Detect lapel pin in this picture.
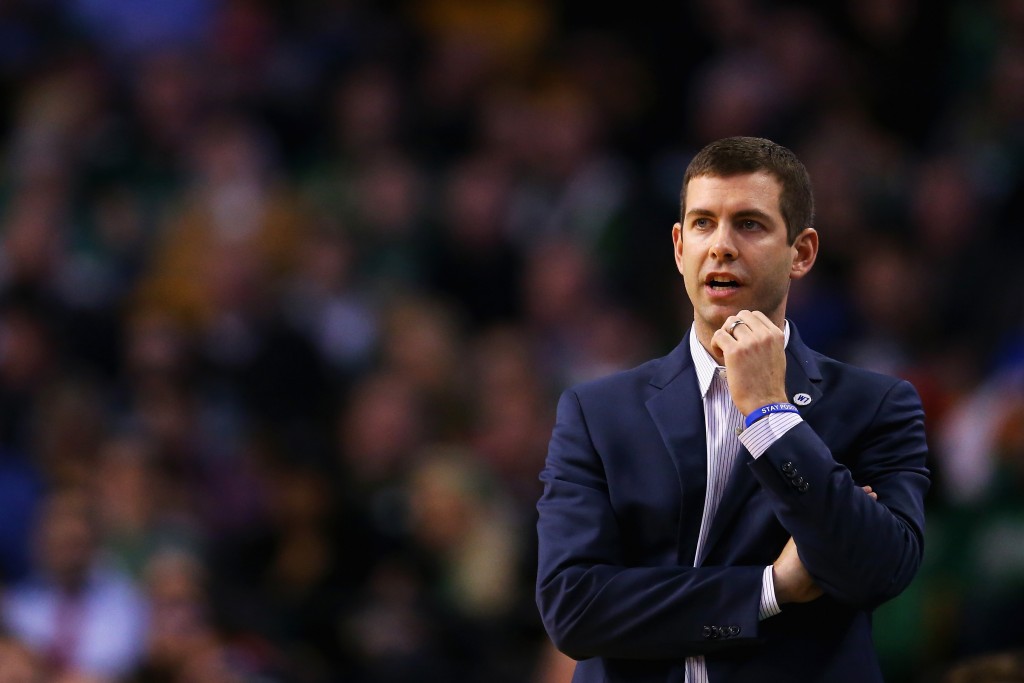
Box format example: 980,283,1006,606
793,393,812,406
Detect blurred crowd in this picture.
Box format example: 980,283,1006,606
0,0,1022,681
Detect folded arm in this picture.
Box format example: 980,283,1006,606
536,390,767,660
748,379,930,609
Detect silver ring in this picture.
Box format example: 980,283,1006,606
728,319,747,334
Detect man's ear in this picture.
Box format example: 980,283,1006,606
672,223,684,275
790,228,818,280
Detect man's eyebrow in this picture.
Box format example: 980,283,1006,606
684,207,775,221
733,208,774,221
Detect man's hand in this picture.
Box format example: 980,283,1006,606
710,310,787,416
772,536,823,604
773,486,877,603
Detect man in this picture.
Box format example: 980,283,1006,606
535,137,929,682
3,487,148,679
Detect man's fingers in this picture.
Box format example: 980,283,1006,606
773,536,823,604
861,485,878,500
748,309,781,332
710,327,737,360
730,310,776,335
720,311,783,345
782,535,797,554
721,314,750,339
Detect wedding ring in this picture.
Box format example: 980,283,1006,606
728,319,747,334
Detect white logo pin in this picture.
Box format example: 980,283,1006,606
793,393,812,406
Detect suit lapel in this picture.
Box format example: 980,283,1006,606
645,340,708,566
696,322,823,566
781,323,823,412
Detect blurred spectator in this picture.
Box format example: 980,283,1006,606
520,236,611,387
338,555,461,683
123,50,207,184
334,370,429,573
337,370,427,495
91,432,198,579
506,85,631,256
937,367,1024,505
346,150,428,288
406,446,523,621
325,62,407,164
133,549,214,679
409,0,552,161
403,445,536,683
943,650,1024,683
2,487,147,679
281,226,379,382
0,290,62,457
427,153,523,329
469,333,553,510
134,546,289,682
378,296,469,438
135,113,304,327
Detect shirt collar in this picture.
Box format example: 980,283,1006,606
689,320,791,398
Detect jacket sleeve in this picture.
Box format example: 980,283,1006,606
748,379,930,609
536,389,766,661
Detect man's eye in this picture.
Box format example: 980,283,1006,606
740,220,762,230
694,218,711,229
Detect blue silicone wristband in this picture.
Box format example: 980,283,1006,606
744,402,800,429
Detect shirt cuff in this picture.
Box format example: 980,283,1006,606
739,412,803,459
759,565,782,620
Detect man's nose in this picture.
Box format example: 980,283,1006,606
709,225,738,261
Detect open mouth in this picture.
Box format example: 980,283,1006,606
706,275,740,290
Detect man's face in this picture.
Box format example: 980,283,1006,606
673,171,816,343
38,493,96,590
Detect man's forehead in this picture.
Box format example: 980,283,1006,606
685,169,780,187
683,171,783,204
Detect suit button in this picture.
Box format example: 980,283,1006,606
797,482,810,492
792,476,805,487
781,461,794,473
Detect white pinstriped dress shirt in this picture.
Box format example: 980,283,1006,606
683,323,802,683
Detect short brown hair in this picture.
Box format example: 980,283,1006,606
681,136,814,244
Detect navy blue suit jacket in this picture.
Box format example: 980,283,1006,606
536,324,929,682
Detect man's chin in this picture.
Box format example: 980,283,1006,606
694,313,736,339
703,305,741,329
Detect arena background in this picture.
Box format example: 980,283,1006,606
0,0,1021,681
